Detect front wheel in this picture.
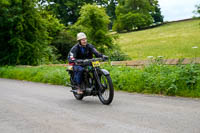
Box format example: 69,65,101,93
98,75,114,105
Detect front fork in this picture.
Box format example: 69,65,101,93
93,69,104,93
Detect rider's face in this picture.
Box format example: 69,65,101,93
80,38,87,46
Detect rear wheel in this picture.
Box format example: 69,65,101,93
98,74,114,105
73,90,84,100
70,75,84,100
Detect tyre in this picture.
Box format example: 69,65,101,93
98,74,114,105
70,76,84,100
73,90,84,100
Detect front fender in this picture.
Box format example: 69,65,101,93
100,69,110,76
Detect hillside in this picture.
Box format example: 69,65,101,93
117,19,200,60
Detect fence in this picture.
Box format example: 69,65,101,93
110,58,200,67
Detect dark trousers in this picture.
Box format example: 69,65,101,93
73,65,84,85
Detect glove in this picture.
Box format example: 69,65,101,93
102,55,108,61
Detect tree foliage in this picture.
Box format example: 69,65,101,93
195,4,200,15
41,0,108,26
0,0,64,65
70,4,129,61
0,0,165,65
72,4,113,53
113,0,163,32
105,0,118,29
51,30,76,61
149,0,163,23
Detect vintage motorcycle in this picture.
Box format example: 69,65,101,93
66,57,114,105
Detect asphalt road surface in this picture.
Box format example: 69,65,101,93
0,78,200,133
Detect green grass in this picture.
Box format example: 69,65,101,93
0,66,69,85
117,19,200,60
1,64,200,98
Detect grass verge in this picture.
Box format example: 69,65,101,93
0,64,200,98
0,66,69,85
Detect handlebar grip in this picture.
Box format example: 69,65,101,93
102,55,109,61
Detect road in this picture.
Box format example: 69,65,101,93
0,78,200,133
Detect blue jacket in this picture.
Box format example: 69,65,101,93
68,43,103,63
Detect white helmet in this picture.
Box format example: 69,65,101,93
77,32,87,41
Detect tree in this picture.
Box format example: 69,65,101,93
72,4,113,53
151,5,163,23
113,0,154,32
0,0,64,65
40,0,119,29
70,4,129,61
41,0,108,26
149,0,163,23
105,0,118,29
194,4,200,15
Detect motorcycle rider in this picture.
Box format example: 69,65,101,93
67,32,107,94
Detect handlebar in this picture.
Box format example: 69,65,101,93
76,58,101,63
74,57,108,65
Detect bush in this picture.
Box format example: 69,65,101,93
51,30,76,62
105,44,131,61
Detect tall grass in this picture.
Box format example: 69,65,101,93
0,66,69,85
117,19,200,60
0,64,200,98
106,64,200,97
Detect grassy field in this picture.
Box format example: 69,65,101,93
117,19,200,60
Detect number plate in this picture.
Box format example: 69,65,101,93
92,61,100,67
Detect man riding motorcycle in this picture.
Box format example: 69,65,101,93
67,32,107,94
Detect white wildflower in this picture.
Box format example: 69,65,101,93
192,46,198,49
157,56,163,58
147,56,154,59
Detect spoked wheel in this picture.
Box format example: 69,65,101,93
98,74,114,105
72,88,84,100
70,78,84,100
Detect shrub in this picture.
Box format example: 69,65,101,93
105,44,131,61
51,30,76,62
